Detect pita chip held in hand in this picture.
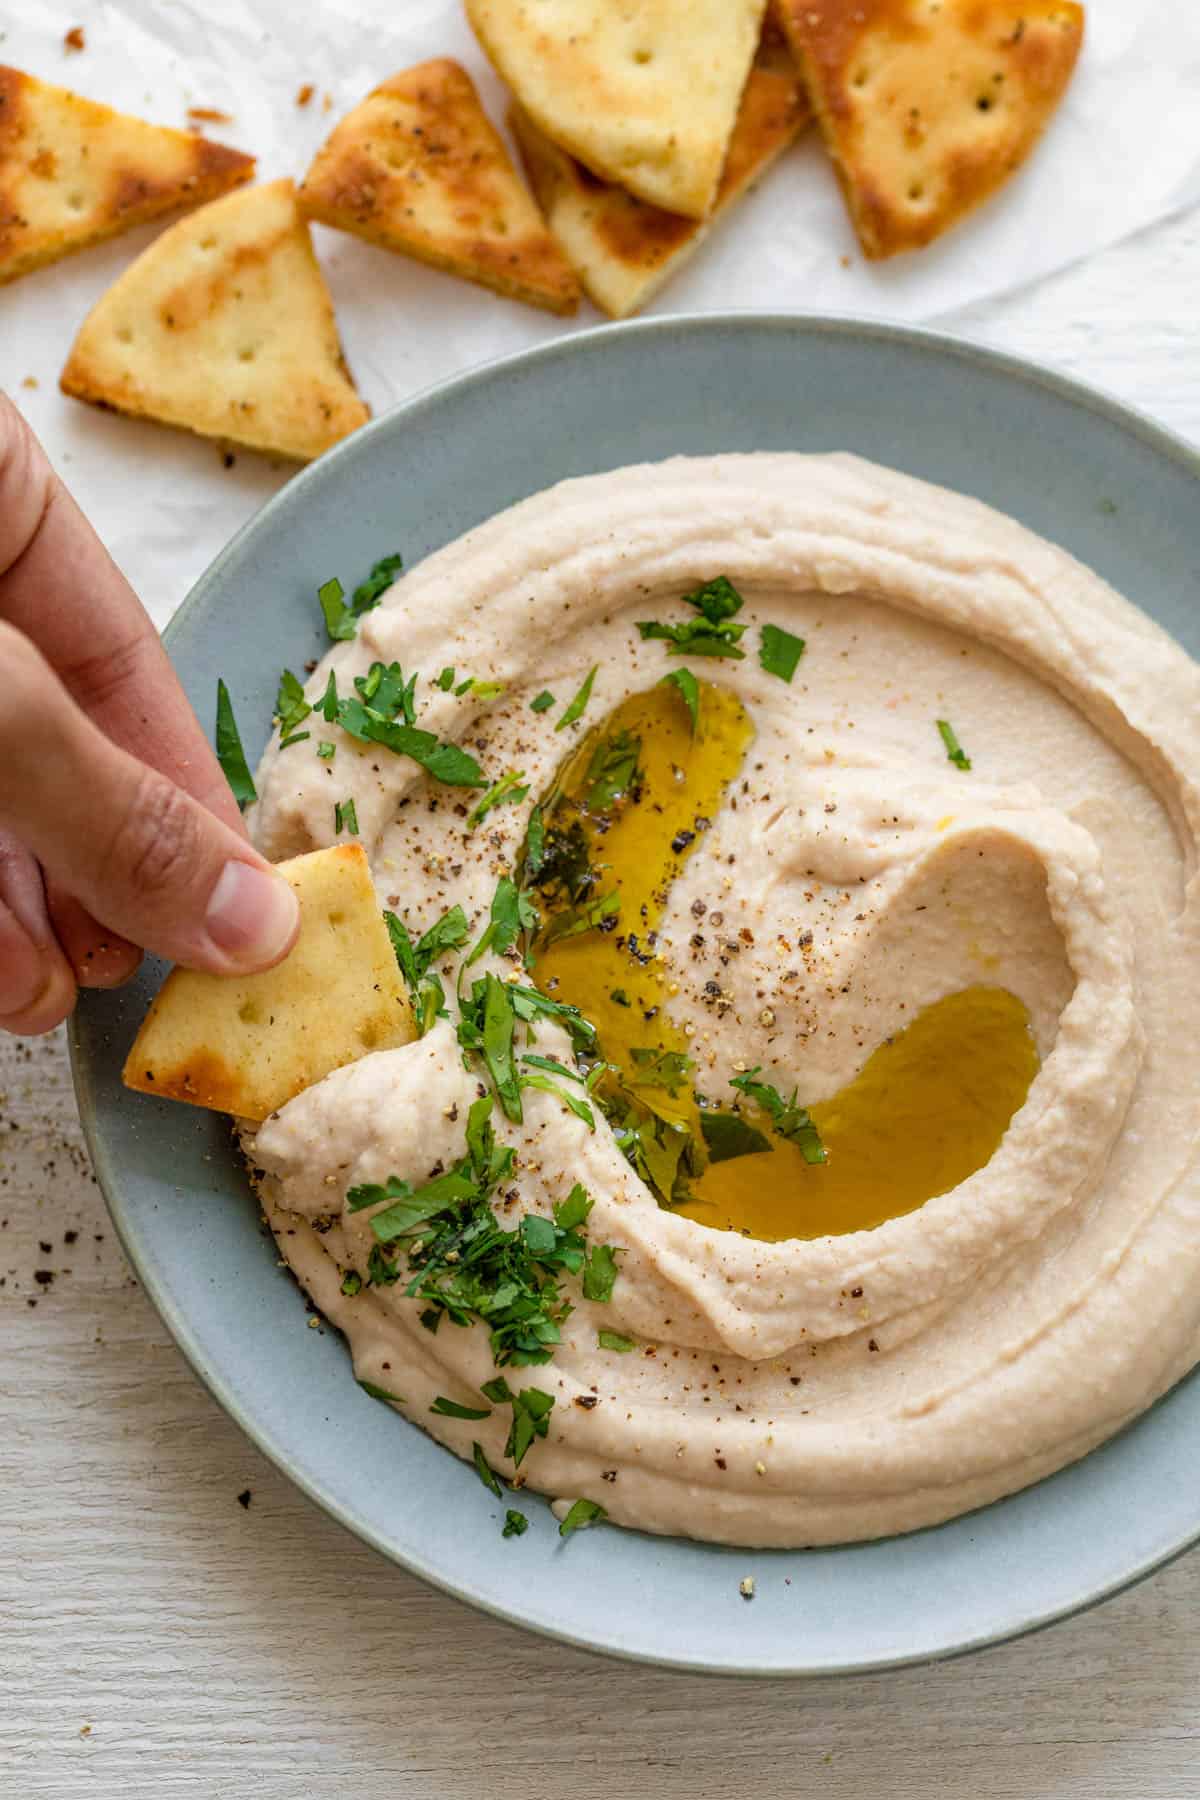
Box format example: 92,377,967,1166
123,845,414,1124
0,63,254,285
511,64,809,319
466,0,768,221
59,177,368,460
300,59,580,315
775,0,1085,259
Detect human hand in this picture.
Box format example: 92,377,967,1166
0,392,299,1035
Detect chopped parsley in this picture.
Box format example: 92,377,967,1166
317,741,336,760
559,1498,607,1537
583,729,642,812
597,1329,637,1352
346,1098,617,1368
340,1270,362,1297
660,667,700,731
275,669,312,737
386,905,466,1036
503,1508,529,1538
334,797,359,836
758,623,806,683
519,1068,596,1131
319,552,403,640
556,666,598,731
324,663,485,788
540,888,620,948
699,1110,771,1163
628,1047,694,1095
729,1068,826,1164
215,679,257,809
581,1242,619,1303
481,1376,556,1467
637,575,747,661
279,729,310,750
466,769,530,832
357,1380,404,1403
937,718,972,771
473,1441,503,1497
430,1396,492,1420
465,875,538,969
435,667,456,691
458,972,524,1120
530,690,556,714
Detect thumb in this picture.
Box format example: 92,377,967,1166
0,623,299,974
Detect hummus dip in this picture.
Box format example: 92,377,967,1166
245,453,1199,1548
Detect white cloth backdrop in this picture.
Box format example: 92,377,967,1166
2,0,1200,620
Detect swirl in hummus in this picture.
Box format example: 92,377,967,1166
244,452,1199,1548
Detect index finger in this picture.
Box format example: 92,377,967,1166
0,393,246,833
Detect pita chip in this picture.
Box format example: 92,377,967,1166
0,63,254,286
123,844,414,1124
466,0,769,220
511,65,809,319
775,0,1084,258
60,178,368,460
300,59,580,316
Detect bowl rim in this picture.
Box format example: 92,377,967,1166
70,309,1200,1677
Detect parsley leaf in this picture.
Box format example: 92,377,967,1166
729,1068,826,1164
503,1508,529,1538
357,1380,404,1403
340,1270,362,1297
559,1498,607,1537
520,1071,596,1131
699,1111,772,1163
530,690,555,714
458,972,523,1120
467,769,530,832
557,666,598,731
628,1047,694,1096
215,679,257,809
319,576,356,642
275,669,312,737
334,797,359,836
333,661,485,788
352,552,403,612
540,889,620,949
660,667,700,731
319,554,402,641
430,1396,492,1420
582,1242,619,1303
598,1329,637,1352
583,729,642,812
637,575,747,661
758,624,806,683
937,718,972,772
473,1441,503,1497
502,1385,555,1468
317,741,336,760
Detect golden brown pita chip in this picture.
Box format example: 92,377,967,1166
299,59,580,316
60,178,368,461
122,844,414,1123
0,63,254,286
511,66,809,319
775,0,1084,258
466,0,768,220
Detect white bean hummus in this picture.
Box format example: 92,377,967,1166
245,453,1200,1547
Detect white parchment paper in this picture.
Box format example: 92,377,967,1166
3,0,1200,627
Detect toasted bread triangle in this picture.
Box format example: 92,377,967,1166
466,0,769,221
123,845,415,1124
299,59,580,316
0,63,254,285
511,64,809,318
775,0,1084,258
59,179,369,461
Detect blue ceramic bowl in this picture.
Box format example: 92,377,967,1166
71,316,1200,1675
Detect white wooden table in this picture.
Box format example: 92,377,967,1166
5,211,1200,1798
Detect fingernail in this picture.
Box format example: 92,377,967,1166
205,861,299,969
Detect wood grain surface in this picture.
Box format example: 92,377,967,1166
4,206,1200,1799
